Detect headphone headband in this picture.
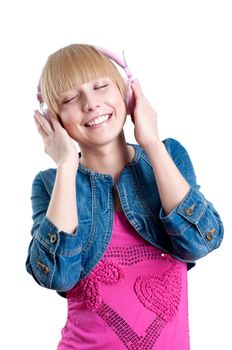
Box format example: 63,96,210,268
95,46,133,80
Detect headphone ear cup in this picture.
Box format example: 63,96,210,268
126,80,135,115
40,102,53,126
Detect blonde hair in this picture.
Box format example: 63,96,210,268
40,44,127,117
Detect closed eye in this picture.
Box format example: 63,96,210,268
63,95,79,104
94,84,108,90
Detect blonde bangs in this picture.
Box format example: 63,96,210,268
40,44,126,116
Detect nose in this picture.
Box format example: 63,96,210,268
82,93,101,112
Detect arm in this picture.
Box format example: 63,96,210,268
159,138,223,260
26,112,82,291
33,111,79,233
143,139,190,215
26,169,82,291
130,80,190,214
47,161,79,234
130,80,224,260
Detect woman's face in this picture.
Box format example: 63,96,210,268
57,77,127,148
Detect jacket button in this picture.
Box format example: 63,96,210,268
206,227,215,241
184,204,195,216
48,233,57,244
37,261,49,274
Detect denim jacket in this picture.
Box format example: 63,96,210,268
26,138,224,297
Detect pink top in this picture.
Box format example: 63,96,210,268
57,211,190,350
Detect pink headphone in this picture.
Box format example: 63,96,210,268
36,46,135,119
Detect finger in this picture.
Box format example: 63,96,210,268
50,116,63,131
34,110,54,135
130,79,144,100
34,115,49,137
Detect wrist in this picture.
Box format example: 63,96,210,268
57,158,79,171
142,139,164,153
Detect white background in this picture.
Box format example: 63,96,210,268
0,1,231,349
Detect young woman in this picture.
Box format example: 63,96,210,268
26,44,223,350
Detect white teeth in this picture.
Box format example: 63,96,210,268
86,114,110,127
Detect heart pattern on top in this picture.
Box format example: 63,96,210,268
134,263,182,322
66,246,185,349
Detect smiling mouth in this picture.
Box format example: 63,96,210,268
85,114,112,127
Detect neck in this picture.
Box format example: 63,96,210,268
79,132,134,181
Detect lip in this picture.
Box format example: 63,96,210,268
84,113,113,127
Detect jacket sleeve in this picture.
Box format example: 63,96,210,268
159,138,224,261
25,171,82,292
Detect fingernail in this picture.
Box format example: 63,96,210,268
132,79,139,84
34,110,41,116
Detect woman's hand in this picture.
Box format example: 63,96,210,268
34,110,79,167
130,80,160,149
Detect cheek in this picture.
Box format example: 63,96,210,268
61,118,81,141
60,110,81,128
111,92,127,115
118,99,127,118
